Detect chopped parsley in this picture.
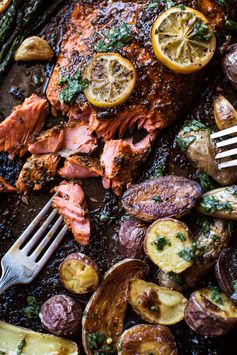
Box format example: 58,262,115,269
99,210,116,223
211,234,220,243
153,163,165,178
210,287,224,305
176,135,196,151
87,332,116,354
217,0,226,5
151,195,163,202
154,236,171,251
226,185,237,196
200,195,233,214
58,70,89,105
197,173,215,192
191,20,213,41
146,0,159,9
95,22,133,52
232,280,237,293
146,0,176,10
182,119,206,134
24,296,40,319
167,271,184,285
163,0,176,9
225,19,237,33
150,304,159,312
176,232,186,242
178,247,194,262
17,338,26,355
195,215,210,236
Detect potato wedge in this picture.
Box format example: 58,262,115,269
128,279,187,325
177,120,237,185
158,218,230,290
117,324,177,355
214,95,237,131
197,186,237,219
184,288,237,336
122,176,202,222
59,253,100,294
82,259,149,354
144,218,193,273
0,320,78,354
118,217,146,258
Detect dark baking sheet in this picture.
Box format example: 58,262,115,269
0,2,237,354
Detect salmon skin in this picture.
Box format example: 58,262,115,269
46,0,225,140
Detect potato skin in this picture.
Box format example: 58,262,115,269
39,295,82,336
122,176,202,222
118,324,178,355
184,291,237,337
222,44,237,89
118,217,146,258
59,252,100,294
214,95,237,131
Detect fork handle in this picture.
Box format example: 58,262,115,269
0,267,19,295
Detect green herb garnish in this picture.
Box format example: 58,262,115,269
87,332,116,354
182,119,206,134
99,211,116,223
17,338,26,355
200,195,233,214
225,19,237,33
24,296,40,319
178,247,194,261
153,163,165,178
152,195,163,202
176,135,196,151
197,173,215,192
146,0,158,9
95,22,133,52
58,70,89,105
211,234,220,243
191,20,213,41
167,271,184,286
176,232,186,242
154,236,171,251
150,304,159,312
226,185,237,196
195,215,210,236
217,0,226,5
211,287,224,305
232,280,237,293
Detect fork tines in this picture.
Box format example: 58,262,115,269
211,125,237,169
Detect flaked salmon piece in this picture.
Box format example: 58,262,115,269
0,176,16,193
101,133,156,196
28,125,64,154
47,0,226,140
28,121,97,156
16,154,60,194
52,181,90,245
58,155,103,179
0,94,48,157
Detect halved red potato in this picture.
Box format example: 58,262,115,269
128,279,187,325
59,253,100,294
117,324,178,355
144,218,193,273
184,288,237,336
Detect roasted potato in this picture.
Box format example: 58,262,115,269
184,288,237,336
0,0,12,14
215,247,237,304
214,95,237,130
197,186,237,220
122,176,202,222
144,218,193,273
128,279,187,325
177,120,237,185
59,253,100,294
118,217,146,258
39,295,82,336
222,44,237,89
117,324,178,355
14,36,54,61
82,259,149,354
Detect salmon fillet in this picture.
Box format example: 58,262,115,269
52,181,90,245
58,155,103,179
0,94,48,157
46,0,225,140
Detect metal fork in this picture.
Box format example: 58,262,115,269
0,193,67,295
211,125,237,169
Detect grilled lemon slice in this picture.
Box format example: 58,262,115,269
83,53,136,107
151,7,216,74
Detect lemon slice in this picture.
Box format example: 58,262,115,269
151,7,216,74
83,53,137,107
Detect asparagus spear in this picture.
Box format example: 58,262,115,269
0,0,22,47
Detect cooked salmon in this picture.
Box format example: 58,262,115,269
28,121,97,157
46,0,225,140
58,155,103,179
52,181,90,245
0,94,48,157
101,133,156,196
0,176,16,193
16,154,60,193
